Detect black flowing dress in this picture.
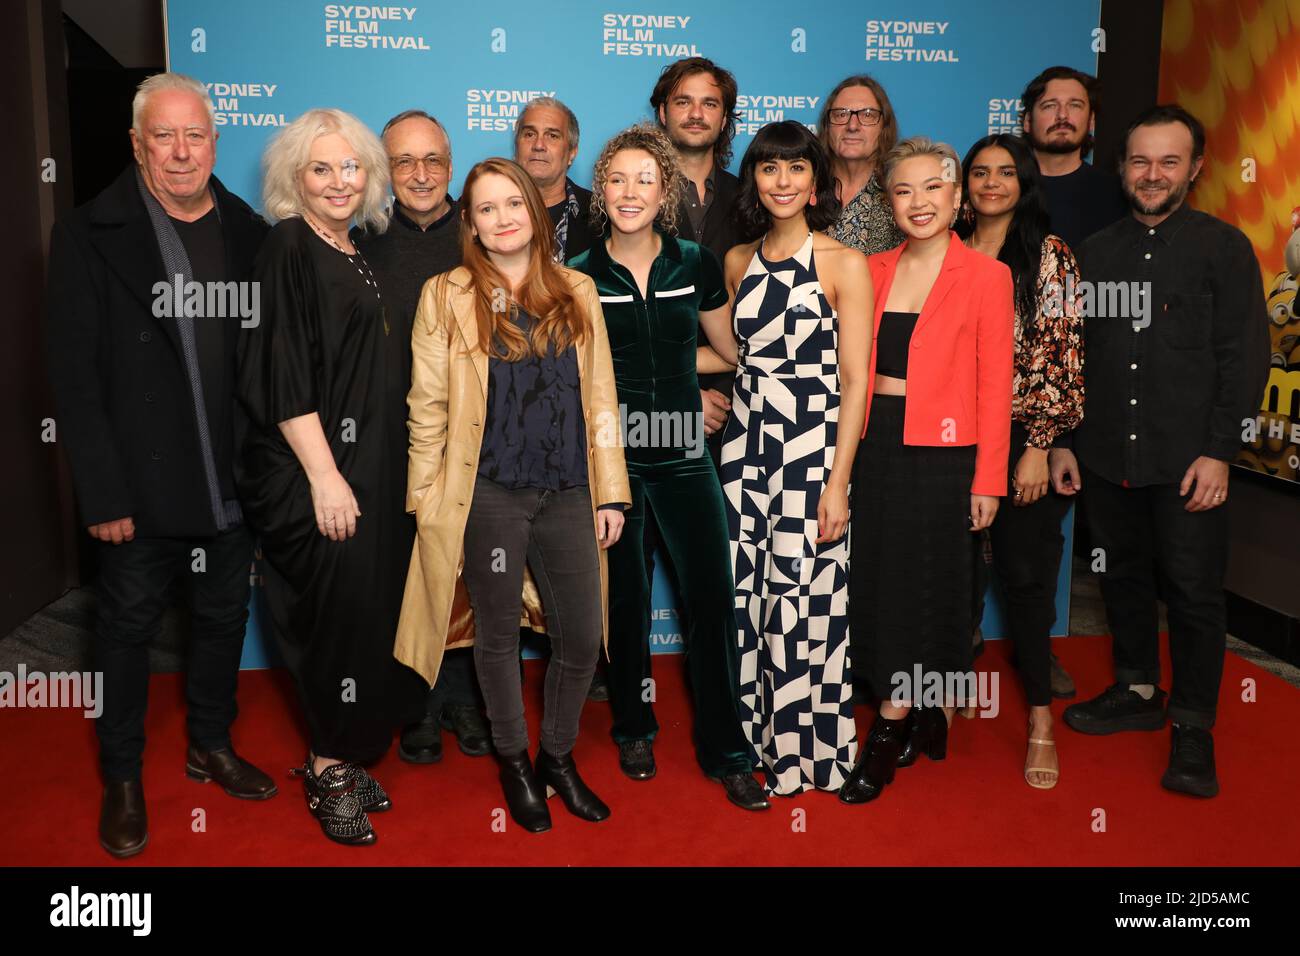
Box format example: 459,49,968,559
236,216,423,763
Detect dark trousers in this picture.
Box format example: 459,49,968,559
461,480,602,757
1080,465,1228,729
606,456,752,777
424,648,479,718
94,525,253,782
988,434,1071,707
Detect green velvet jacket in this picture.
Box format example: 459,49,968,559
567,229,728,464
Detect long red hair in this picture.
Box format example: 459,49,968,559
451,157,588,360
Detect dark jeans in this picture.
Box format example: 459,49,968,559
94,524,253,782
1080,465,1228,729
606,455,752,777
988,436,1071,707
461,479,602,757
425,648,479,718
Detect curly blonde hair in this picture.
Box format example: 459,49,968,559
588,123,685,235
261,108,391,234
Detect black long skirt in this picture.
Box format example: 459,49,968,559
848,395,979,703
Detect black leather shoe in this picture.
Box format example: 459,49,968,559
291,760,375,846
441,703,492,757
185,745,278,799
1050,653,1076,699
99,780,148,858
840,713,906,804
498,751,552,833
709,772,770,811
896,706,948,768
1161,724,1219,798
1064,683,1167,735
618,739,656,780
398,713,444,764
535,748,610,822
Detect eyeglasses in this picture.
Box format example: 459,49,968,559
390,154,447,175
827,107,883,127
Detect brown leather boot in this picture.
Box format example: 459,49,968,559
185,745,278,799
99,779,148,858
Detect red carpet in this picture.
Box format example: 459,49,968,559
2,634,1298,867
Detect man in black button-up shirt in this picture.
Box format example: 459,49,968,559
1059,106,1269,798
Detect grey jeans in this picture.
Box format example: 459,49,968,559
461,479,603,757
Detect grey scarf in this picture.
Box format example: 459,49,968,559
136,169,242,531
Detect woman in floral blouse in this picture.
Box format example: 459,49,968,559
958,133,1084,791
817,75,906,257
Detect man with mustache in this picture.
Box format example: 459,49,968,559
355,109,491,763
1020,66,1127,251
513,96,593,261
1060,105,1269,798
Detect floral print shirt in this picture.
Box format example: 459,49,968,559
828,176,905,256
1015,235,1085,448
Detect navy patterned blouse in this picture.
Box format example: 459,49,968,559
477,308,588,491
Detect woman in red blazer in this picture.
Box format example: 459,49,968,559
840,136,1014,805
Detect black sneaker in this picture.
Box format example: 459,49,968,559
1161,724,1219,798
709,772,770,811
398,713,443,764
617,739,656,780
441,703,492,757
1063,683,1167,735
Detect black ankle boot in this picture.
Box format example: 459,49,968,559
498,751,552,833
896,706,948,767
839,714,907,805
291,759,376,846
535,748,610,822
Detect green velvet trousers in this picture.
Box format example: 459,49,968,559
606,454,754,777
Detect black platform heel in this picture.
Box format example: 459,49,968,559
498,751,552,833
839,714,907,805
535,748,610,822
897,706,948,767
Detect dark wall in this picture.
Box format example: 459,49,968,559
3,0,79,634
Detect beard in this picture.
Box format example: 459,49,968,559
1124,176,1192,217
1028,124,1086,155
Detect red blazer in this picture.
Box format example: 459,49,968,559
863,233,1015,497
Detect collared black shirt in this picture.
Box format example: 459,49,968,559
477,308,588,491
684,170,714,238
1074,202,1270,487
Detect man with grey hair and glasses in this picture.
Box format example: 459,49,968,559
512,96,593,260
355,108,492,763
45,72,276,858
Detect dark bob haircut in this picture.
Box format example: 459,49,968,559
734,121,841,242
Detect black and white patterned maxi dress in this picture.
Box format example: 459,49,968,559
720,233,858,795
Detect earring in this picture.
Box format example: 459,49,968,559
809,194,817,207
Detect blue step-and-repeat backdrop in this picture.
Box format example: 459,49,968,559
162,0,1100,668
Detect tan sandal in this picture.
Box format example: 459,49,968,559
1025,736,1059,790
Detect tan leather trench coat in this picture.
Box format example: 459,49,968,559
393,265,631,687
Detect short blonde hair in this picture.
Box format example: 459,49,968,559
261,108,391,234
132,72,215,133
882,135,962,189
588,123,684,235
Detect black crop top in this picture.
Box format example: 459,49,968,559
876,311,919,379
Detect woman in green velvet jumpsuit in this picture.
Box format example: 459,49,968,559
568,124,769,810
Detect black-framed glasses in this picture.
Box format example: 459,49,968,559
827,107,883,127
390,154,447,175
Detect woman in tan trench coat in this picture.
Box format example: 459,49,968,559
393,158,630,833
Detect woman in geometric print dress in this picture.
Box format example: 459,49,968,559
715,121,874,795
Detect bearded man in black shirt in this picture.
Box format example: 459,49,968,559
1058,105,1270,798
